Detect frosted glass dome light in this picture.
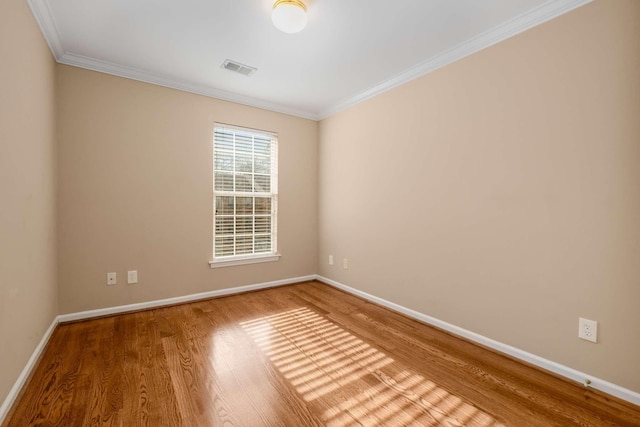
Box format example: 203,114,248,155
272,0,308,34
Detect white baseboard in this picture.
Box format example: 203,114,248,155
0,317,58,424
3,273,637,423
0,275,316,423
58,275,317,323
315,275,640,407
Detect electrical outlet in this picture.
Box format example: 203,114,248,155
578,318,597,343
127,270,138,284
329,255,334,265
343,258,349,269
107,272,116,286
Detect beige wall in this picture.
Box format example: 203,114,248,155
0,0,58,405
318,0,640,392
2,0,638,408
56,65,318,313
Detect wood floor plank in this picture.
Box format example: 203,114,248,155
122,313,146,426
146,309,183,426
3,281,640,426
291,282,639,426
214,293,329,426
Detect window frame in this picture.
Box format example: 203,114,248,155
209,123,280,268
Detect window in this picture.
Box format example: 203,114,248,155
210,124,279,267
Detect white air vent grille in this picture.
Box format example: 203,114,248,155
221,59,257,76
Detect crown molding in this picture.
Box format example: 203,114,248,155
58,52,319,121
26,0,318,120
27,0,64,60
28,0,590,122
317,0,593,120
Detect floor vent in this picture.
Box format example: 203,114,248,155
221,59,257,76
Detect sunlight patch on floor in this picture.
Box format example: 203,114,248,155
241,307,504,426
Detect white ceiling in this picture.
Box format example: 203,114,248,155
29,0,590,120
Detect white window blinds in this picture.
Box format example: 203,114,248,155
213,124,278,260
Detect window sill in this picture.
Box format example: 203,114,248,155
209,253,281,268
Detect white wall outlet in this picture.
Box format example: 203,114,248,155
107,272,116,286
578,318,598,343
343,258,349,269
329,255,334,265
127,270,138,284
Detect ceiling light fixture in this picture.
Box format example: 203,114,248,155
272,0,308,34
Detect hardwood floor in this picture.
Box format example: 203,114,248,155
3,280,640,426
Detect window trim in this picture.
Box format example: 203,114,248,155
210,123,279,266
209,253,281,268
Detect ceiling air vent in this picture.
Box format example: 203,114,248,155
221,59,257,76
